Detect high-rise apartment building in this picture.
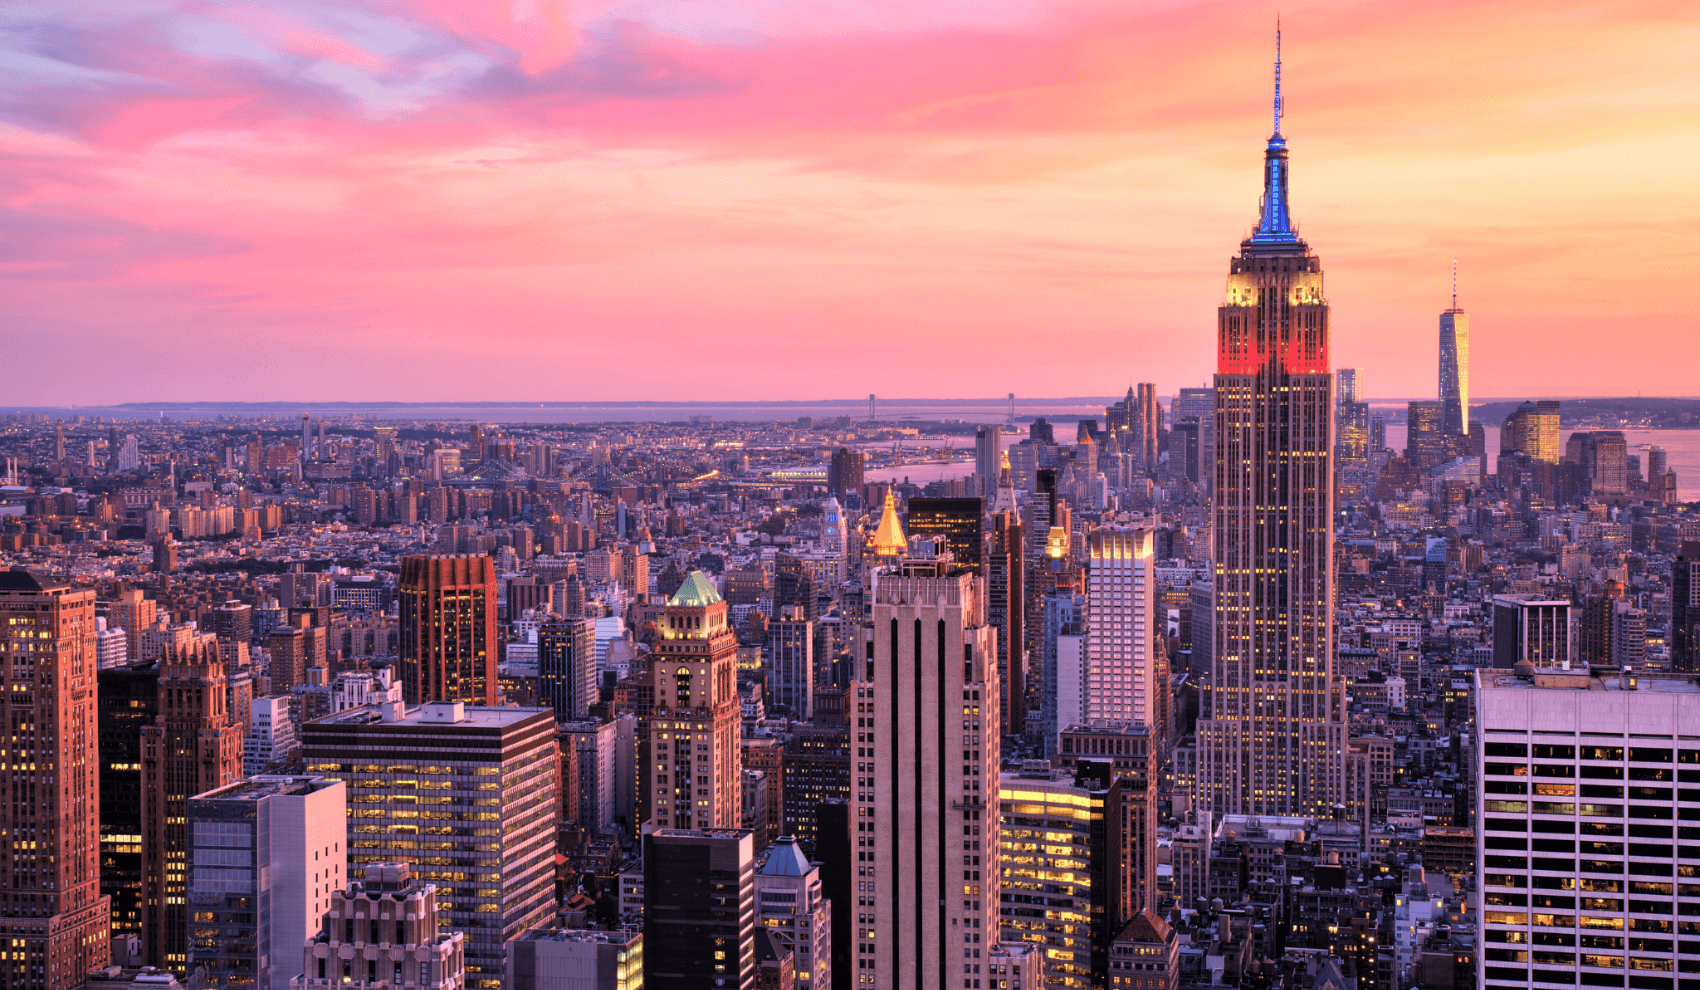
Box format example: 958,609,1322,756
644,828,756,990
110,588,158,659
647,572,744,831
1475,668,1700,990
855,562,1001,990
186,776,346,990
398,555,498,706
1672,543,1700,672
0,570,112,990
142,641,245,972
756,836,831,990
1439,280,1470,437
975,427,1005,504
1566,431,1629,497
538,615,597,723
302,702,559,989
1197,37,1346,819
298,862,467,990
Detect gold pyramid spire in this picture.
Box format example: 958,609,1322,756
869,489,907,556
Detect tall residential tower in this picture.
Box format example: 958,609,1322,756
1196,31,1346,818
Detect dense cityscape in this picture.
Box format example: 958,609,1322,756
5,34,1700,990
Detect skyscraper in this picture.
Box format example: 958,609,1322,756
856,561,1000,990
1438,268,1469,437
1500,400,1562,463
1670,542,1700,672
1076,527,1158,727
644,828,756,990
905,497,984,568
1133,384,1161,475
0,569,112,990
755,836,832,990
1405,400,1445,469
142,640,246,971
975,427,1005,503
398,554,498,706
99,661,159,939
1197,32,1346,819
538,614,597,723
648,571,744,830
186,775,346,990
302,702,560,989
986,510,1025,735
828,447,865,498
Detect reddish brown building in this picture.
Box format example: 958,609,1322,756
0,569,112,990
398,555,498,706
141,640,243,972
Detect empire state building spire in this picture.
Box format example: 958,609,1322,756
1251,23,1299,246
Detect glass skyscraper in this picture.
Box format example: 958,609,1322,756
1440,281,1470,437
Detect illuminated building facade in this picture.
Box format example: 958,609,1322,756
647,571,744,831
0,570,112,990
856,562,1001,990
1439,275,1470,437
1197,32,1346,818
398,555,498,707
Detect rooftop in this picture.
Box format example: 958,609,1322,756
667,570,721,608
1478,669,1700,694
307,701,553,729
191,774,339,803
514,927,641,945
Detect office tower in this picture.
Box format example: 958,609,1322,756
1072,528,1158,727
648,572,744,830
143,641,245,972
300,413,312,461
244,695,299,776
829,448,866,498
975,427,1005,503
301,863,467,990
1475,667,1700,990
644,828,756,990
1438,277,1469,437
1501,400,1562,463
504,928,637,990
776,554,819,622
998,761,1126,990
303,702,559,988
1336,368,1361,404
756,837,831,990
1055,725,1159,917
621,545,648,595
1670,543,1700,672
1566,431,1629,496
986,511,1025,735
398,554,498,706
1197,34,1346,819
782,724,850,857
187,776,346,990
1170,387,1215,494
767,607,816,721
0,570,112,989
1490,595,1573,670
855,562,1001,990
100,661,160,938
1405,400,1445,469
905,498,985,568
539,615,596,723
1132,385,1161,475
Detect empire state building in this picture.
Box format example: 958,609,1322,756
1196,31,1346,817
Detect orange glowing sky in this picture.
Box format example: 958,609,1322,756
4,0,1696,405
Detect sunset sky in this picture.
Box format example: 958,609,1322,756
4,0,1696,406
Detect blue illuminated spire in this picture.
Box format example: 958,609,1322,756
1249,21,1300,246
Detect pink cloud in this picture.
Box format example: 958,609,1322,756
0,0,1695,404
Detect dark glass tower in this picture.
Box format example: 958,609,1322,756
1197,30,1345,817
